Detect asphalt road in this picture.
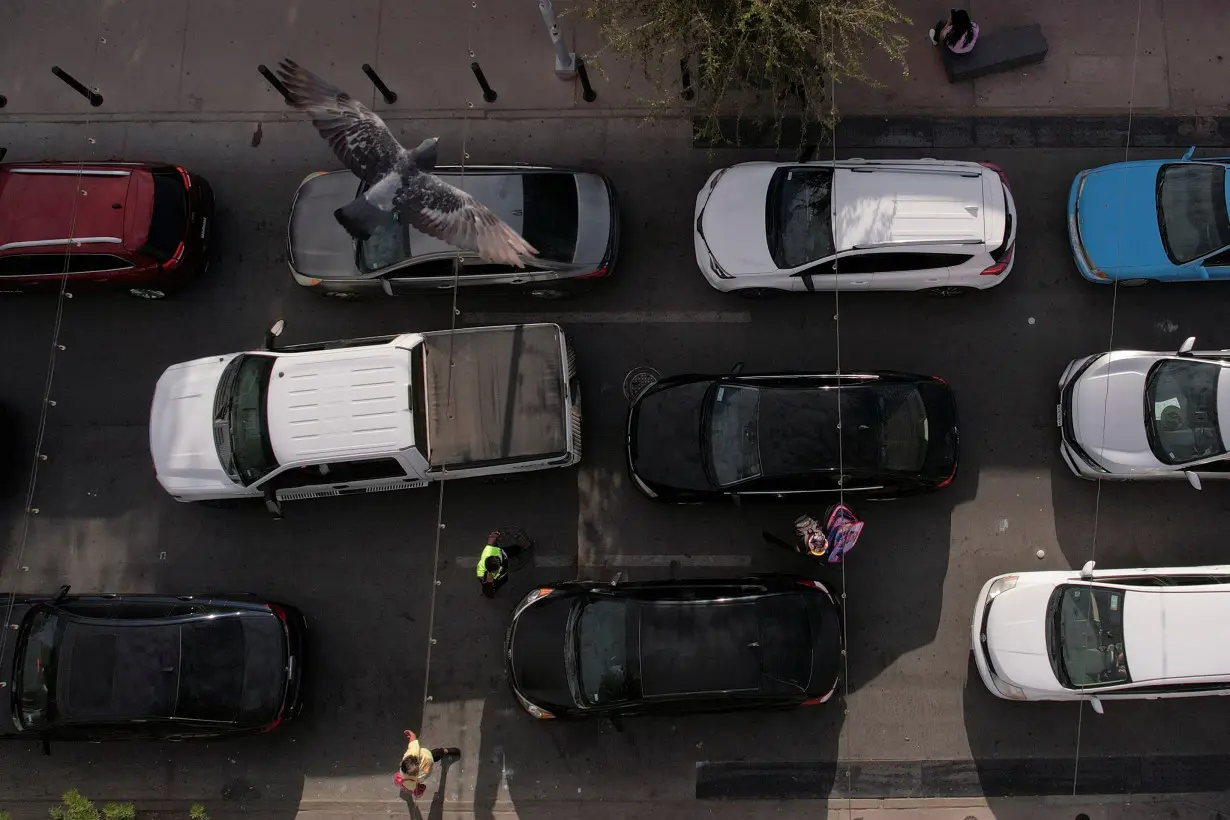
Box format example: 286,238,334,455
3,118,1230,816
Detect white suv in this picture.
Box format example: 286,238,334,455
694,159,1016,297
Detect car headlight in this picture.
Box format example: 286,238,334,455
986,575,1018,602
514,688,555,719
708,251,734,280
994,679,1027,700
512,587,554,621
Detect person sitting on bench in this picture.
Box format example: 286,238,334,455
930,9,979,54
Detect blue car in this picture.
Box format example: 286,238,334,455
1068,147,1230,284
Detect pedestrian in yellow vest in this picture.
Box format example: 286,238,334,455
477,530,509,598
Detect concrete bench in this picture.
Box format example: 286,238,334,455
942,24,1049,82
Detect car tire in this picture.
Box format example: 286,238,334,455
321,290,364,301
128,287,168,299
1118,278,1153,287
527,287,574,300
923,286,976,297
198,499,247,509
736,288,784,299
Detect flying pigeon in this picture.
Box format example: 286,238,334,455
275,59,537,267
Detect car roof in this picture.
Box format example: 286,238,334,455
0,163,154,254
834,165,990,251
264,339,419,464
639,598,763,696
408,171,527,258
757,383,884,475
1124,587,1230,681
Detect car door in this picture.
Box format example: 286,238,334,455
381,258,462,295
457,261,560,293
64,253,140,286
256,457,423,501
0,253,76,291
789,258,837,292
1199,246,1230,280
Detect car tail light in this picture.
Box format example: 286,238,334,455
981,243,1013,275
932,376,948,385
261,706,285,733
979,162,1011,190
176,166,192,190
936,473,956,489
576,264,609,280
797,578,836,604
800,696,826,706
268,603,290,623
162,241,186,270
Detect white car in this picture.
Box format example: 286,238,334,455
1057,336,1230,486
693,158,1017,297
973,562,1230,711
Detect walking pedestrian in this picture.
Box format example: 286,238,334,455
393,729,460,799
476,527,531,598
929,9,980,54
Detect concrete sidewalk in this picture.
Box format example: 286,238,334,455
1,0,1227,121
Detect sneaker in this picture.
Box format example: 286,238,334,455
928,28,938,45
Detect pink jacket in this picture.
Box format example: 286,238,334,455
941,21,979,54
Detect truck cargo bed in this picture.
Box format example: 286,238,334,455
421,324,568,469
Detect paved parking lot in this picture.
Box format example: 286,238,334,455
3,116,1230,817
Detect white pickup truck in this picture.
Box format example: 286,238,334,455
149,321,581,512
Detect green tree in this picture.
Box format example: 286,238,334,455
575,0,911,146
189,804,209,820
47,790,135,820
2,809,12,820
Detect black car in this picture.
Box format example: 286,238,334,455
287,166,619,300
626,369,959,502
1,588,306,745
505,575,842,721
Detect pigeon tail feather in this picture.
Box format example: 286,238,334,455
334,196,391,241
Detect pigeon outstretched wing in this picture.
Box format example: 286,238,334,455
398,174,538,267
276,59,405,183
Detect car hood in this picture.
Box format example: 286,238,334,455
1071,351,1160,471
700,164,778,275
631,382,713,492
1076,163,1171,271
149,354,238,493
288,171,360,279
985,581,1064,694
510,595,574,710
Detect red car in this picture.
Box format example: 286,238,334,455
0,161,213,299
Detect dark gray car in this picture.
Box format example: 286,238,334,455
287,165,618,299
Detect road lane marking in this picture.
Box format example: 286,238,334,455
461,311,752,324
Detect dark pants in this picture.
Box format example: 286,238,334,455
429,747,458,761
480,571,509,598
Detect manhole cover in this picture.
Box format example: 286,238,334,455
622,366,661,402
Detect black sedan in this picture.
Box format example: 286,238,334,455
505,575,842,721
1,588,306,745
626,369,959,502
288,165,618,300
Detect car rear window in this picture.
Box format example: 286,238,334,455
520,173,578,263
177,618,245,722
755,594,811,690
239,615,287,721
142,167,189,262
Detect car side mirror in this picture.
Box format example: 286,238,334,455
607,714,626,733
730,362,744,376
263,488,284,519
1088,695,1104,715
1186,471,1203,491
1080,560,1095,580
1182,146,1196,161
1178,336,1196,355
264,319,285,351
40,735,51,756
51,584,71,603
610,572,623,586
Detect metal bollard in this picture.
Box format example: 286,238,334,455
0,95,7,109
538,0,577,78
577,60,597,103
680,57,695,101
258,65,294,104
51,67,103,107
471,62,498,103
362,63,397,104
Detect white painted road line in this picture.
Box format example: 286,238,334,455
458,554,752,569
461,311,752,324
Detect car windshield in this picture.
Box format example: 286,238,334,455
574,598,631,706
705,384,762,486
214,355,279,485
1050,585,1130,688
1157,163,1230,264
358,214,410,272
1143,359,1225,465
18,608,63,728
767,167,835,269
877,384,929,472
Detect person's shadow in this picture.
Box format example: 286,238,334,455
402,757,456,820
